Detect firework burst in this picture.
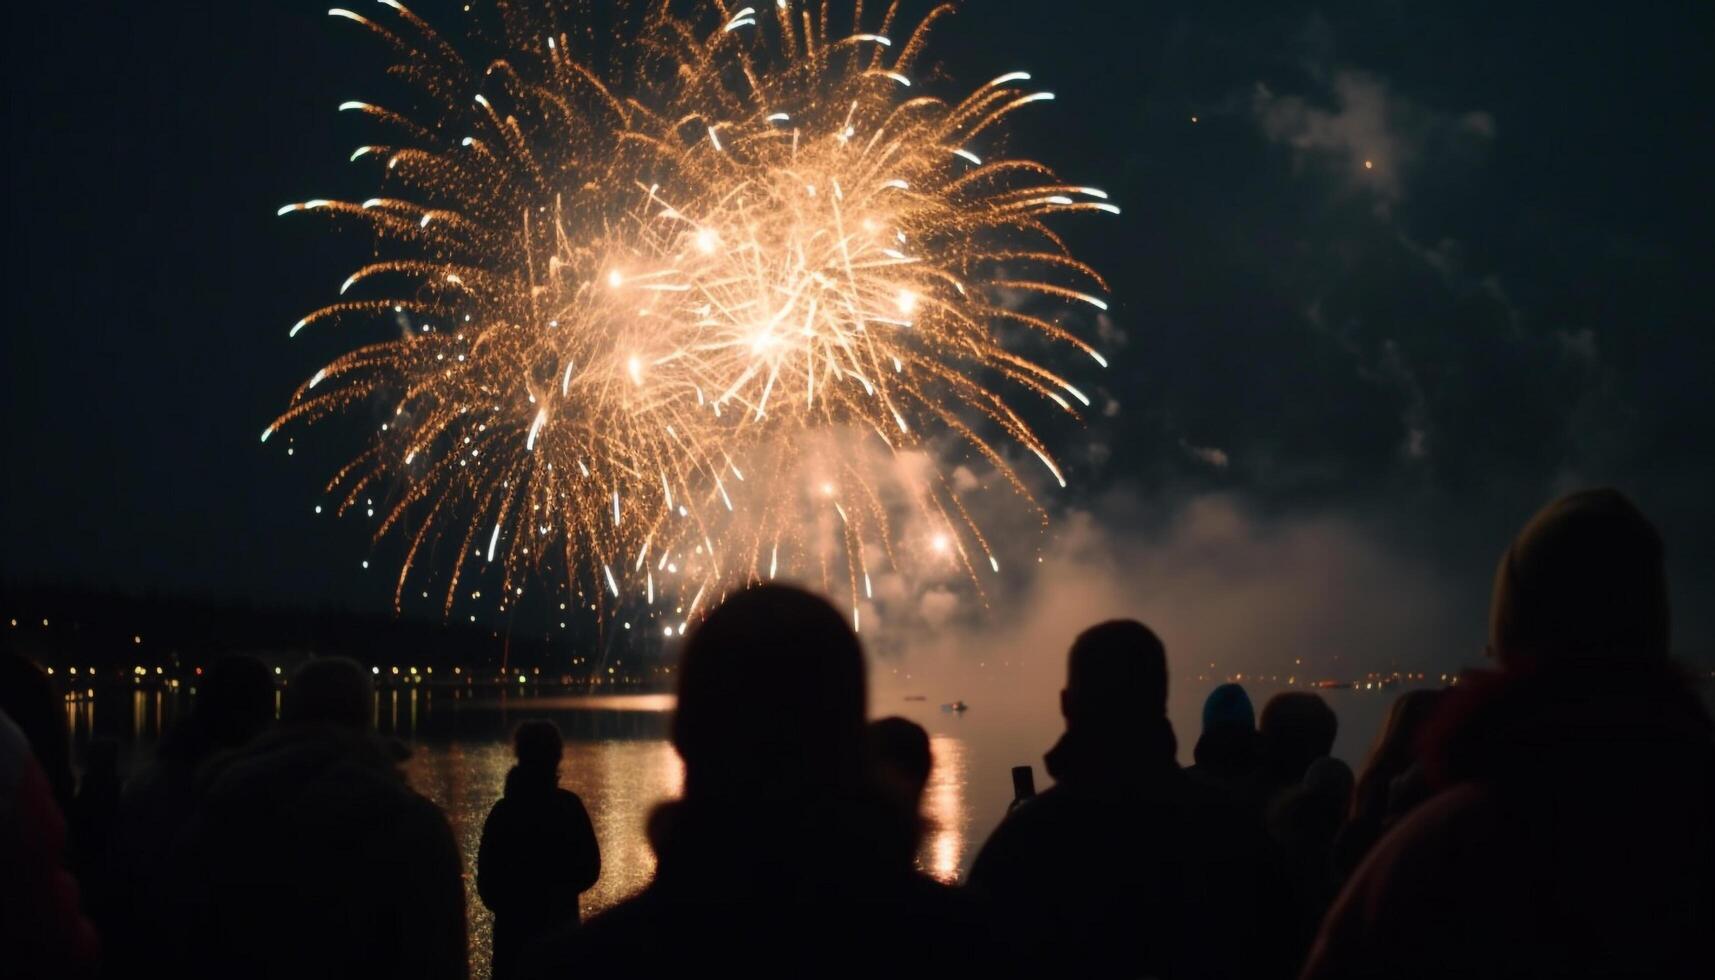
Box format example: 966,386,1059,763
267,0,1116,629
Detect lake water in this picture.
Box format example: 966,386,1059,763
67,678,1408,979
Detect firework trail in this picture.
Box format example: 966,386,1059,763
267,0,1116,630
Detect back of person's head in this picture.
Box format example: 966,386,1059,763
1489,487,1669,668
1269,755,1356,840
281,657,370,730
1202,682,1256,734
866,716,932,807
1302,755,1354,803
1352,688,1444,819
1260,692,1337,776
1062,620,1168,731
672,584,866,801
513,719,564,770
199,655,276,749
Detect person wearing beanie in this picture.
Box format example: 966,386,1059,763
1303,489,1715,979
1187,683,1269,816
1204,682,1258,731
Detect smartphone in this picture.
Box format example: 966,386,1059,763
1010,765,1036,803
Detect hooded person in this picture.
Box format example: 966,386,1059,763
534,584,1002,976
1330,687,1445,882
165,657,467,980
1265,755,1353,960
1187,682,1267,814
1303,488,1715,980
967,621,1295,979
477,720,600,980
108,654,275,971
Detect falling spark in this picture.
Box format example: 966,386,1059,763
268,1,1115,617
526,408,547,451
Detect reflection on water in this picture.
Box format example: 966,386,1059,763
921,736,968,884
58,677,1482,980
401,736,684,978
61,685,1003,979
386,697,964,979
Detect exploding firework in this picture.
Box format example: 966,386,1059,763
266,0,1116,629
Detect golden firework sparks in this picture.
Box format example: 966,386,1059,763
269,0,1115,626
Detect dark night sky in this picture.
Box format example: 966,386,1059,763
5,1,1712,664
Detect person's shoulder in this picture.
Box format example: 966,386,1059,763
1338,781,1501,909
521,887,664,977
565,886,676,967
1147,766,1249,829
1002,783,1078,826
584,883,668,930
1372,782,1498,854
395,778,453,830
1305,782,1513,979
551,786,590,809
967,785,1080,886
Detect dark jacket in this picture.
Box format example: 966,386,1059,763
167,723,468,980
1188,724,1270,820
536,789,1005,977
477,767,599,979
968,720,1296,979
1303,664,1715,980
0,711,99,979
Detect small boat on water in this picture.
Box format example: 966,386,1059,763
940,700,969,713
903,695,927,702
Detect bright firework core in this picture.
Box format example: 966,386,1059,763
270,1,1116,628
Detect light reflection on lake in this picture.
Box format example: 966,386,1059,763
401,734,684,977
388,693,966,979
65,679,1434,980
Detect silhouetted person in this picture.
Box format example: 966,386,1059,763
1188,682,1266,812
1330,688,1444,881
478,720,599,980
1266,755,1353,960
1304,489,1715,980
866,715,933,815
67,738,121,936
1257,691,1337,807
168,657,467,980
72,739,121,842
537,584,1001,976
967,620,1294,978
0,652,75,809
109,654,275,973
1,706,100,979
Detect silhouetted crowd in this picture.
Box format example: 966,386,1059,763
3,488,1711,978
